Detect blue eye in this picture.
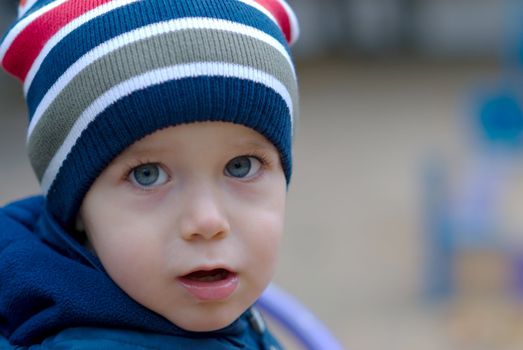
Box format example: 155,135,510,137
129,163,168,188
225,156,261,178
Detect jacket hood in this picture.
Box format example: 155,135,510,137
0,196,252,347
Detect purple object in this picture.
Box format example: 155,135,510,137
511,252,523,298
257,284,345,350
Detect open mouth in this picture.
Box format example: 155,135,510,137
178,268,239,301
182,268,232,282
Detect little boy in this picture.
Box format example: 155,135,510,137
0,0,299,348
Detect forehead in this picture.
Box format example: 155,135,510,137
118,122,276,158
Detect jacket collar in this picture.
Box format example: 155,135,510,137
1,196,249,346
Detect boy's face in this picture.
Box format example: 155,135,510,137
79,122,286,332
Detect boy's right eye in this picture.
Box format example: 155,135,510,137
224,156,262,179
129,163,168,188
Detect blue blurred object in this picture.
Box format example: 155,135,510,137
473,0,523,148
477,90,523,146
422,0,523,303
502,0,523,69
516,1,523,68
422,156,454,301
257,284,345,350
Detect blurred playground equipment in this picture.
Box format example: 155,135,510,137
423,1,523,348
258,284,344,350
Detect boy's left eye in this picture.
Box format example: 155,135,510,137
129,163,168,188
224,156,262,179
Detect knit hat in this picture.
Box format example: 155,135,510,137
0,0,299,227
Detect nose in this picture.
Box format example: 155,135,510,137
179,186,230,241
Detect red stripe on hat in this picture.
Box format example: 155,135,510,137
2,0,112,82
253,0,291,44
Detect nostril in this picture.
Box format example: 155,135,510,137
185,228,227,241
213,230,227,240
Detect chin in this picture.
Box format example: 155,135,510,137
170,306,244,332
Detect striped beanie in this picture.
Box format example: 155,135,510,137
0,0,299,227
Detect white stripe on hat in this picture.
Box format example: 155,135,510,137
27,16,295,140
23,0,141,95
0,0,69,62
237,0,279,28
238,0,299,45
40,62,293,193
18,0,44,18
277,0,300,45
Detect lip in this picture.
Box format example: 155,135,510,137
177,267,239,301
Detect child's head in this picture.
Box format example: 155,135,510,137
1,0,298,331
79,122,287,331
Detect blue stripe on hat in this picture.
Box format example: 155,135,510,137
26,0,289,116
46,76,292,226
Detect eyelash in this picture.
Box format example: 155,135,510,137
121,151,274,182
242,151,273,171
248,151,270,163
123,159,165,181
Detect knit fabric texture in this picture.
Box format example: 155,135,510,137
0,0,299,227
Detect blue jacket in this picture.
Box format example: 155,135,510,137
0,196,281,349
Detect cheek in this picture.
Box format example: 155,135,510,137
242,207,285,277
91,228,166,304
82,206,164,284
242,185,286,262
90,225,158,278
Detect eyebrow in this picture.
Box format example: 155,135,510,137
119,136,275,160
229,139,274,151
116,143,172,161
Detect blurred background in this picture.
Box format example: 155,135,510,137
2,0,523,349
